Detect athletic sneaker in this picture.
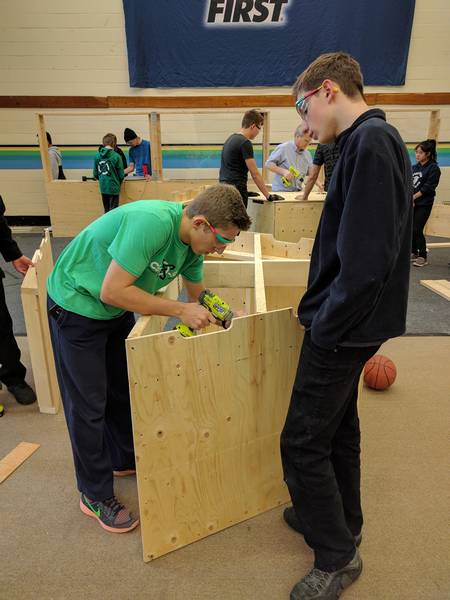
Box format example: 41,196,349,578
113,469,136,477
410,253,418,261
283,507,362,547
413,257,428,267
80,493,139,533
290,550,362,600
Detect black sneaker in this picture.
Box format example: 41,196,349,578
290,550,362,600
80,493,139,533
7,382,37,405
283,507,362,547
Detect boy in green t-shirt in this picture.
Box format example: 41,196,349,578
47,184,251,534
93,133,125,213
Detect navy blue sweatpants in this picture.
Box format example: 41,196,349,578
47,296,135,501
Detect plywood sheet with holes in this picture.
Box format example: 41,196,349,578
247,193,324,242
126,309,302,561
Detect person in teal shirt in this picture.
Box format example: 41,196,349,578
47,184,251,534
93,133,125,213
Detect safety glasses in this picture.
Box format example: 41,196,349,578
203,217,236,245
295,84,323,118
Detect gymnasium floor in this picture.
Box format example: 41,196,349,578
1,336,448,600
0,236,449,600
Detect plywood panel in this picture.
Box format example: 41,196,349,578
21,229,60,414
425,204,450,238
126,309,302,561
46,179,216,237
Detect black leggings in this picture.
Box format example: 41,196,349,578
412,205,433,259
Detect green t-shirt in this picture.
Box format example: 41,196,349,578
47,200,204,320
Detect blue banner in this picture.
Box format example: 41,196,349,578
123,0,415,88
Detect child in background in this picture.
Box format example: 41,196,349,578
94,134,125,213
411,139,441,267
123,128,152,178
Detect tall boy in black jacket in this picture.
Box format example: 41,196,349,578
280,53,413,600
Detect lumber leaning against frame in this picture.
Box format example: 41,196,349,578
126,231,310,561
20,229,60,414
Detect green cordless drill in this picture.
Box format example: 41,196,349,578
176,289,234,337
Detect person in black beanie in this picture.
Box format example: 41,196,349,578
123,128,152,179
0,196,36,406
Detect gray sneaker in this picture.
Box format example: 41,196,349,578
290,550,362,600
413,257,428,267
410,253,418,261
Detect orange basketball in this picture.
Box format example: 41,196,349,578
364,354,397,390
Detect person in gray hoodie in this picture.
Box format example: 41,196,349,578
46,131,65,180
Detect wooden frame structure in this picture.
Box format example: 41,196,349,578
20,229,61,414
36,110,272,236
37,109,272,182
21,229,311,559
126,231,311,561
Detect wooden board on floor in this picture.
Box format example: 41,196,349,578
420,280,450,301
0,442,40,484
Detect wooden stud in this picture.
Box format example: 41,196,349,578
427,110,440,141
253,234,267,313
0,442,40,484
36,114,52,183
149,112,163,181
261,110,271,182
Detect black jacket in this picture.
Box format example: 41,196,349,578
412,160,441,207
299,109,413,349
0,196,22,278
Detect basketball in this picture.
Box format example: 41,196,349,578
364,354,397,390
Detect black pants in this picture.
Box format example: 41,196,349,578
281,331,379,572
220,181,248,208
0,276,26,386
412,204,433,259
101,194,119,213
47,296,135,501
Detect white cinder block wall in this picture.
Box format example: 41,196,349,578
0,0,448,215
